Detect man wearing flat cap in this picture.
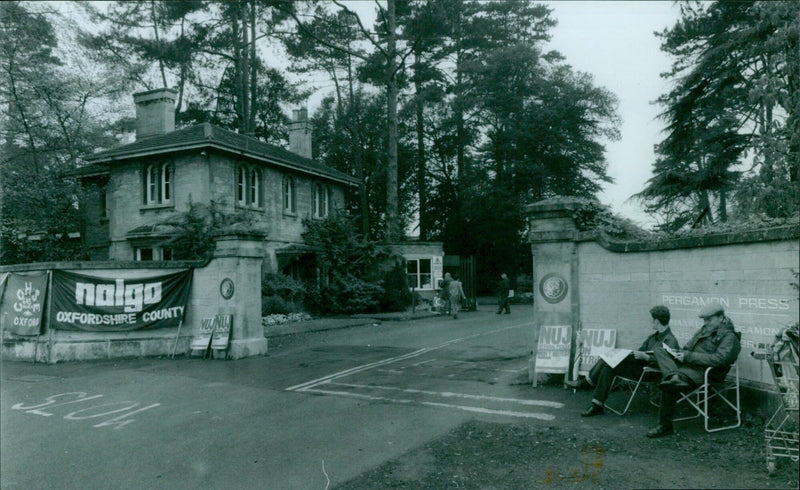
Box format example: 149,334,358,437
646,303,741,438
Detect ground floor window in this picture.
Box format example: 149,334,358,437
407,258,432,289
135,246,173,261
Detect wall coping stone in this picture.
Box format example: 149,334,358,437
0,260,206,273
578,224,799,252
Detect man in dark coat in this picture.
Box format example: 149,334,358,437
496,273,511,314
568,305,680,417
646,304,741,438
438,273,452,316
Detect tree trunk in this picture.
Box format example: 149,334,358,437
239,0,250,134
414,50,428,240
385,0,399,241
248,0,257,134
348,57,369,240
231,10,244,131
150,1,168,88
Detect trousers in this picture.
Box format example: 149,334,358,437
588,356,649,404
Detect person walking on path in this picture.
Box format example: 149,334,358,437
448,274,467,319
646,304,741,438
496,273,511,314
438,273,452,316
567,305,680,417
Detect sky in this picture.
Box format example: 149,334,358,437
541,1,681,226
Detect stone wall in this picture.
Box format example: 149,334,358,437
1,234,268,362
577,238,798,386
528,198,799,392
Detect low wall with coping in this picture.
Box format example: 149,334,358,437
1,234,268,362
528,198,799,413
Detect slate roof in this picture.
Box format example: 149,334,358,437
75,122,359,186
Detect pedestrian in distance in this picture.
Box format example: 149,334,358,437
438,272,452,316
566,305,680,417
448,274,467,319
496,272,511,314
646,304,741,438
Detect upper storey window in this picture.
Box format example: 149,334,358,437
312,183,330,218
283,175,296,214
143,161,173,206
236,163,263,208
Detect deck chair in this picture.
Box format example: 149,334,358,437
604,366,662,415
673,364,741,432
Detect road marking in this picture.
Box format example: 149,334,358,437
302,388,556,421
411,358,436,367
11,392,159,429
287,323,529,392
328,382,564,408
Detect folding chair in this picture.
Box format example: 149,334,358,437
604,366,662,415
673,364,741,432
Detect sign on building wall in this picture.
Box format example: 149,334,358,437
535,325,572,373
577,329,617,375
432,256,443,288
658,292,798,383
0,272,48,336
50,270,192,331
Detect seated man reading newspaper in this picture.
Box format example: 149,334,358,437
646,304,741,438
567,305,680,417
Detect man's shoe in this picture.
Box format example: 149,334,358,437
646,425,674,438
565,378,590,390
659,374,691,392
580,403,604,417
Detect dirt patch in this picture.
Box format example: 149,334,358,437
338,419,798,489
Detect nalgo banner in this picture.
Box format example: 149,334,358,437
51,270,192,331
0,271,49,336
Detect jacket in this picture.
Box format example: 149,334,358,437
683,318,741,381
639,327,680,353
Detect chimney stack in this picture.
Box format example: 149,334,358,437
289,108,312,159
133,88,177,140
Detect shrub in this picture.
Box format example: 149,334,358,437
305,275,385,315
301,213,409,315
262,273,305,308
262,295,292,315
379,260,413,312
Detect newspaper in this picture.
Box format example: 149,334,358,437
599,348,632,369
662,342,681,358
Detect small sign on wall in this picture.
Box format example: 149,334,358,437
534,325,572,379
577,329,617,376
191,317,216,352
211,314,232,350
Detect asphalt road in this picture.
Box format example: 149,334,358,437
1,305,564,490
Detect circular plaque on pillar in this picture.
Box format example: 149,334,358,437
220,278,235,299
539,273,568,304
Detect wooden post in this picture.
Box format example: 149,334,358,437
170,319,183,359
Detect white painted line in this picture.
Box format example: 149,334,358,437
302,388,556,421
286,347,431,392
411,358,436,367
287,323,530,392
328,382,564,408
